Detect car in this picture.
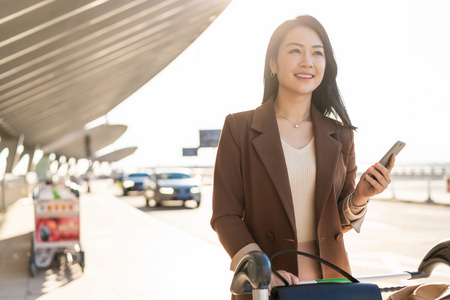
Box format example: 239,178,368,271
121,173,153,196
148,168,201,207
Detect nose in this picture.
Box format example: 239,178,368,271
300,53,313,68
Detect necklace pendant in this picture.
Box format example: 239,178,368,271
294,124,299,128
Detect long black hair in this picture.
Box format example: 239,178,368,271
262,15,356,130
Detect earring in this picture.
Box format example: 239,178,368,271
271,72,276,77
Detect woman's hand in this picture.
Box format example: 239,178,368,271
269,270,299,291
353,155,396,205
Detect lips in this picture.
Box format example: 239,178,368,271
294,73,314,79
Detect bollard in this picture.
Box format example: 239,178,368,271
391,178,396,200
447,178,450,193
425,175,434,203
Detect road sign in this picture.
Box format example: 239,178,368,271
199,130,221,148
182,148,198,156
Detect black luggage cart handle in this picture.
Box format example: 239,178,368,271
230,239,450,298
230,251,271,299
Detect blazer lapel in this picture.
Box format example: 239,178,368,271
251,99,296,232
311,105,342,224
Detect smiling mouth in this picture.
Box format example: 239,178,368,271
294,74,314,79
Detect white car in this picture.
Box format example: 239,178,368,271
148,169,201,207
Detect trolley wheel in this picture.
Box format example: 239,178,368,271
29,252,37,277
80,250,85,272
56,253,66,268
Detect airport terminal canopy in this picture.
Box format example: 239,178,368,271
0,0,231,165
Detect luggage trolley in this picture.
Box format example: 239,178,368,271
29,182,85,276
231,239,450,299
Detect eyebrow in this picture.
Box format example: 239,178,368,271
287,42,324,49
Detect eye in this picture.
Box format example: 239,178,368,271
289,49,301,54
314,50,324,56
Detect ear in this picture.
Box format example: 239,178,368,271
269,58,277,75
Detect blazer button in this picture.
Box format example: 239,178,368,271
265,231,275,242
335,232,343,241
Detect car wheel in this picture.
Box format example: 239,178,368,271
80,250,85,272
29,252,37,277
146,198,155,207
123,189,128,196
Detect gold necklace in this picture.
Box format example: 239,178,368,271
276,112,311,128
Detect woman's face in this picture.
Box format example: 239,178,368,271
270,26,326,98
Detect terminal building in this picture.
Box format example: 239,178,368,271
0,0,232,212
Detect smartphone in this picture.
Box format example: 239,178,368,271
366,141,405,181
378,141,406,167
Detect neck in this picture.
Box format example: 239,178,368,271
274,92,312,121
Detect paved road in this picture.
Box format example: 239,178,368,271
3,179,447,300
119,184,450,298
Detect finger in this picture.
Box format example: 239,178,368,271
270,271,291,287
269,275,278,289
289,273,300,285
368,164,389,186
368,166,384,182
270,273,281,287
280,271,293,285
365,170,385,192
374,163,392,185
385,154,396,172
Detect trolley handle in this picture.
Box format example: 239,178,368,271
230,251,271,295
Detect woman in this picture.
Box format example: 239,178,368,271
211,15,394,299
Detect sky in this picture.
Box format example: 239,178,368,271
95,0,450,172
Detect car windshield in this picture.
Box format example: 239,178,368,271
157,173,191,180
129,173,148,177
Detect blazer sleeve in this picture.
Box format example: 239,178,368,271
210,114,256,259
336,127,367,232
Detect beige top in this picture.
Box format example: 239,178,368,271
281,137,322,280
281,137,317,243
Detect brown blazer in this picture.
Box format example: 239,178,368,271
211,98,357,283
